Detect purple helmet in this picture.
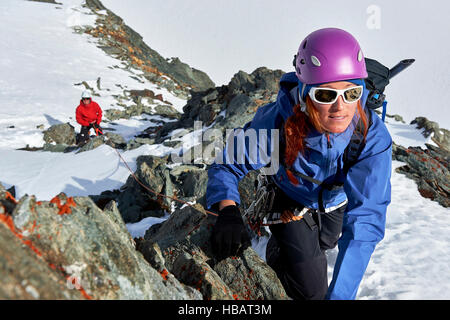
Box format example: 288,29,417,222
294,28,368,85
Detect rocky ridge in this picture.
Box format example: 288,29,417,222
0,183,287,300
392,117,450,207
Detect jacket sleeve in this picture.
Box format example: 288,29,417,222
75,106,89,127
206,103,279,209
326,115,392,300
95,103,102,125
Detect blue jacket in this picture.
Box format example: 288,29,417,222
206,72,392,299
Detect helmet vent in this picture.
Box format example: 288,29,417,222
358,50,363,62
303,40,307,49
311,55,321,66
300,58,306,65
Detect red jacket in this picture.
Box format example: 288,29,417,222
76,100,102,127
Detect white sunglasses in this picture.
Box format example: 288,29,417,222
308,85,363,105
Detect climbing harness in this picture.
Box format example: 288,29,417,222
242,172,348,235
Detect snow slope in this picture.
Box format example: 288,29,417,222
0,0,449,300
0,0,186,150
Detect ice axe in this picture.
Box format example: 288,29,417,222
92,123,103,136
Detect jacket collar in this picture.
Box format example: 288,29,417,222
275,72,360,153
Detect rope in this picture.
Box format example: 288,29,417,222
111,146,218,217
108,140,306,234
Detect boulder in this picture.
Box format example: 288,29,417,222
140,204,288,300
0,185,201,300
116,155,173,222
411,117,450,151
392,142,450,207
43,123,76,145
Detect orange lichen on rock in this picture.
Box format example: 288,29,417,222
0,213,43,258
0,212,16,232
5,191,18,204
1,204,92,300
160,269,169,281
50,196,76,215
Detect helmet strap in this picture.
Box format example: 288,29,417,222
298,84,309,116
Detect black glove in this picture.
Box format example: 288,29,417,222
211,205,251,260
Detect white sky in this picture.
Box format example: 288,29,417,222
102,0,450,128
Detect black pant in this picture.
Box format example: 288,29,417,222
77,125,92,144
266,192,346,300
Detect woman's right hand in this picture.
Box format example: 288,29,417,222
211,204,251,261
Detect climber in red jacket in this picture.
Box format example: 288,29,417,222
75,91,103,145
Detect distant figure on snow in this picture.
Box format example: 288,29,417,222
75,91,103,145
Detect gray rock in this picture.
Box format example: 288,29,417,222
125,137,155,151
175,170,208,208
0,220,82,299
116,155,172,222
142,204,288,300
76,136,106,153
392,142,450,207
104,132,126,148
0,186,201,299
104,109,129,121
43,143,72,153
154,105,181,119
43,123,76,145
411,117,450,151
154,67,283,145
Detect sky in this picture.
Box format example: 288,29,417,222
102,0,450,128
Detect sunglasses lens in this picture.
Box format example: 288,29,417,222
344,87,363,102
314,89,337,103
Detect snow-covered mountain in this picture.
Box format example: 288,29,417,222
0,0,449,300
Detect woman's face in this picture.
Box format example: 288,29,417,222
311,81,359,133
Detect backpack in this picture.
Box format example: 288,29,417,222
364,57,415,120
345,57,415,169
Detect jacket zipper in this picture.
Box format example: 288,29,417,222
326,132,332,149
323,133,333,209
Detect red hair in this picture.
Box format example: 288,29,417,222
284,96,368,185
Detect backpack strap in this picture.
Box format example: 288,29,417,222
342,107,373,175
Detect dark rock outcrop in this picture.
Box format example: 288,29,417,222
0,185,201,300
389,117,450,208
392,142,449,207
138,204,288,300
43,123,76,145
84,0,215,94
0,181,286,300
153,67,283,144
411,117,450,152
